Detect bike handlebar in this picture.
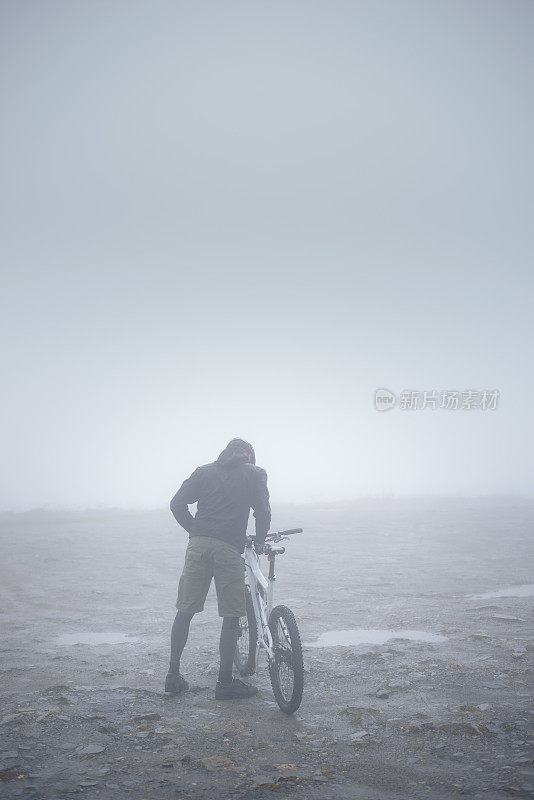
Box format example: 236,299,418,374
245,527,303,549
266,527,303,539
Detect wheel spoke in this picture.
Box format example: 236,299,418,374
268,606,304,713
234,589,257,676
273,624,295,701
236,616,250,662
275,644,293,667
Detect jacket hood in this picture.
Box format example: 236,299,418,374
216,438,256,469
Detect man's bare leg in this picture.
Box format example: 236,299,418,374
165,610,194,694
215,616,258,699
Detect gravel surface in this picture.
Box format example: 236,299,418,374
1,498,532,799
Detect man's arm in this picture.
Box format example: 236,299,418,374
251,467,271,550
170,468,203,534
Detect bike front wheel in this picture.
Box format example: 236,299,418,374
234,586,257,675
268,605,304,714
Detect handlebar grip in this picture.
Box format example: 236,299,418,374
280,528,303,535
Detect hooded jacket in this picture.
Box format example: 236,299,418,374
170,439,271,553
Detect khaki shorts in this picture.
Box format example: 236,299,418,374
176,536,246,618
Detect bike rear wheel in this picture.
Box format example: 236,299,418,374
268,605,304,714
234,587,257,675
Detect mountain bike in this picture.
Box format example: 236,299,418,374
234,528,304,714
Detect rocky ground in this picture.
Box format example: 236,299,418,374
1,498,533,800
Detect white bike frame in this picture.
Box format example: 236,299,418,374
242,543,275,663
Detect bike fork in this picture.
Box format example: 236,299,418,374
266,553,276,617
244,553,274,662
256,554,278,662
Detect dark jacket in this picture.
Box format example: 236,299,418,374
170,442,271,553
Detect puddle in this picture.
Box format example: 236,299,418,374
56,632,140,646
305,628,447,647
466,584,534,600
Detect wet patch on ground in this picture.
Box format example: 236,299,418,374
55,632,141,646
305,628,448,647
466,584,534,600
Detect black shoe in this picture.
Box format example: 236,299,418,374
165,672,189,695
215,678,258,700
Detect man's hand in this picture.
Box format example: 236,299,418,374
254,540,264,555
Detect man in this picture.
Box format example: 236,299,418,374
166,438,271,700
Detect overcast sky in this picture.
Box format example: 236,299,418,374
1,0,533,510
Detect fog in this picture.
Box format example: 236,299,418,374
1,0,533,510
